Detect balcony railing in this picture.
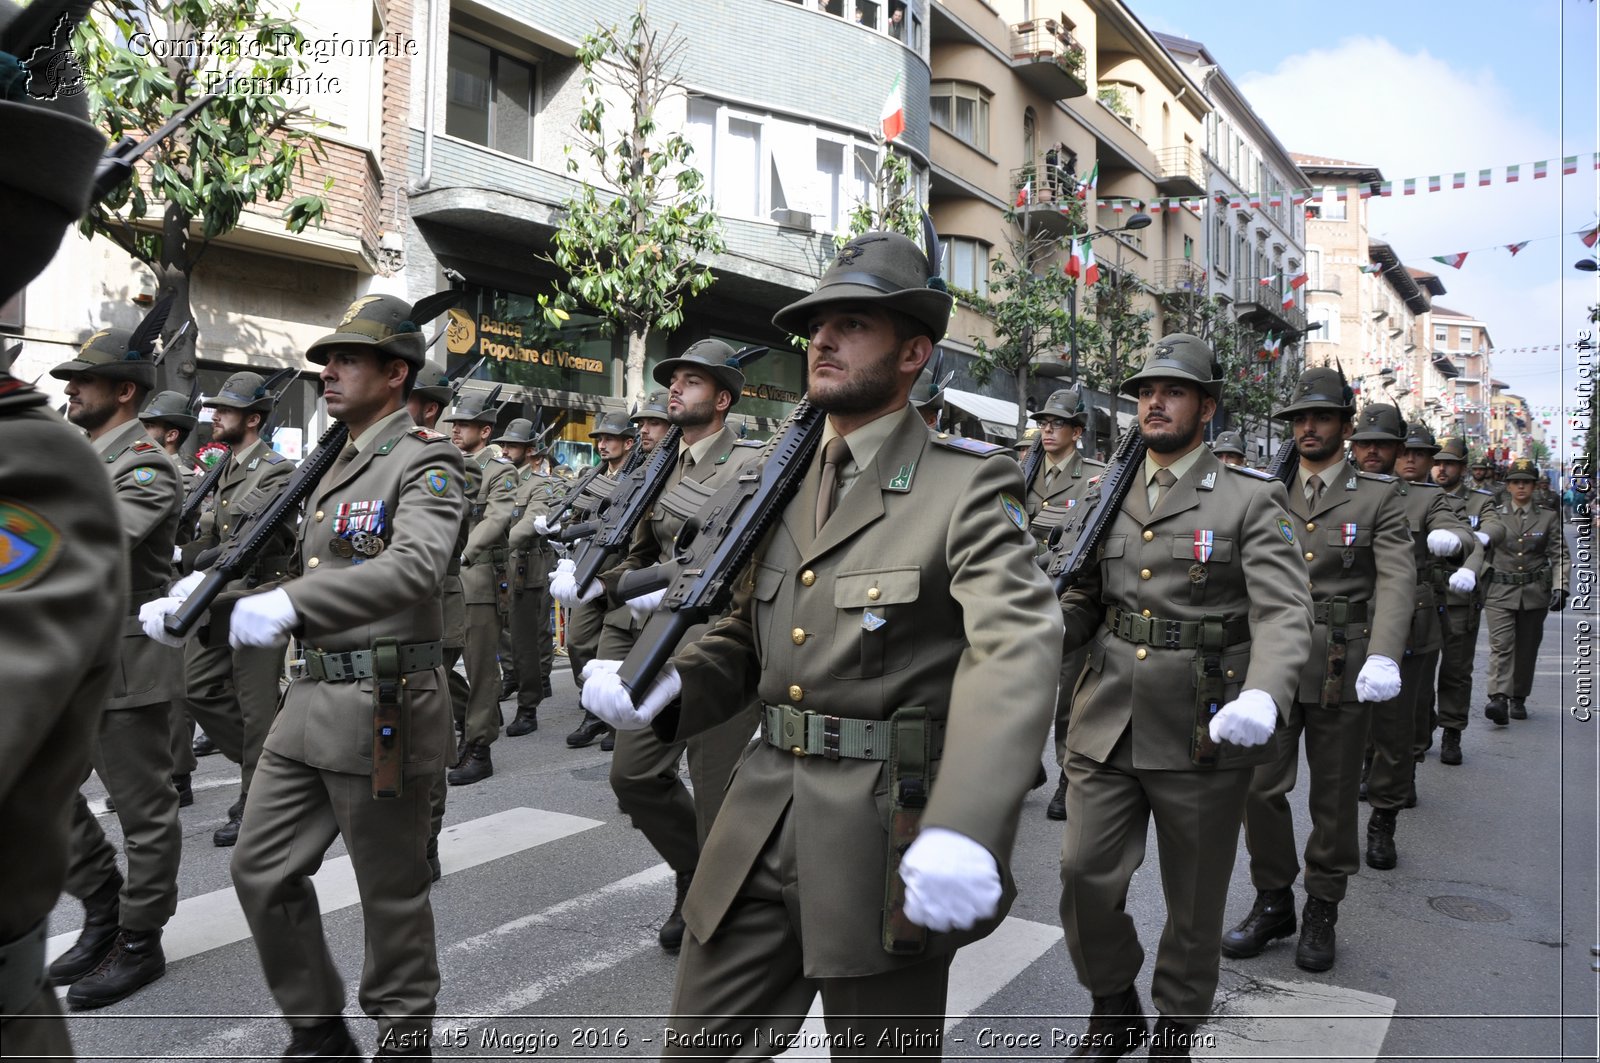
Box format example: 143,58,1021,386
1153,145,1204,195
1009,157,1088,237
1308,273,1341,295
1151,258,1206,295
1008,20,1087,99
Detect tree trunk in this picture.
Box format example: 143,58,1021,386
154,203,198,391
625,328,649,400
1014,362,1030,439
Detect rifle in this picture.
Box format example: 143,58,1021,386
1019,431,1046,494
550,436,646,530
1043,424,1147,595
164,420,349,638
178,367,298,530
1265,436,1299,484
613,397,828,696
565,425,683,593
93,92,222,202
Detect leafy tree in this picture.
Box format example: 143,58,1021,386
837,149,921,249
537,7,724,398
1076,264,1153,393
75,0,328,361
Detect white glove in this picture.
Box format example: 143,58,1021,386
1447,567,1477,594
228,588,298,648
627,587,666,624
139,597,191,647
1427,529,1463,557
1355,654,1402,703
533,514,561,537
170,570,206,600
549,557,602,607
172,545,184,563
1208,689,1277,747
1475,530,1491,547
899,827,1002,932
579,659,680,728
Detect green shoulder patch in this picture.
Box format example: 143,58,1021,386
1001,493,1028,530
1276,516,1296,544
132,466,157,485
425,469,451,496
0,500,62,590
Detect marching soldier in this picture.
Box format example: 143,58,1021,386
1429,437,1496,764
561,410,638,750
632,388,673,453
1480,459,1569,723
169,372,296,849
137,390,198,492
581,231,1061,1055
1054,336,1311,1057
1209,429,1247,467
1347,406,1476,870
1025,387,1105,821
443,390,517,786
221,293,465,1059
495,418,562,737
49,327,184,1011
1222,367,1413,974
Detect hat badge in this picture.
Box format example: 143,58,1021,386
339,295,383,327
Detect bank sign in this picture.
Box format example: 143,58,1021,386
445,286,614,397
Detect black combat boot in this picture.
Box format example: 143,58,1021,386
172,773,193,808
49,871,123,985
566,712,608,748
1484,695,1509,726
66,928,166,1009
282,1016,360,1060
447,740,493,786
426,836,441,883
1295,896,1338,972
1068,986,1147,1059
659,872,692,951
1147,1016,1198,1060
498,677,518,702
506,707,539,737
1440,728,1463,766
1365,809,1397,870
1509,697,1528,720
214,793,245,847
1046,774,1068,820
1220,887,1296,958
193,731,219,757
600,728,616,752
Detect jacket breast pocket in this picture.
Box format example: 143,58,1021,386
1168,535,1236,564
747,560,786,666
1099,535,1128,598
1324,528,1373,548
830,567,920,679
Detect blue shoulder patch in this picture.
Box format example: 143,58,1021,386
1224,464,1273,480
932,433,1004,456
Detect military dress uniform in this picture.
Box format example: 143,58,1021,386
1224,367,1415,973
180,375,296,847
228,294,466,1056
1480,460,1569,721
497,418,562,737
1057,339,1312,1039
1429,437,1497,758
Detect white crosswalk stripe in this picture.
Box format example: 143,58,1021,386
1207,974,1396,1062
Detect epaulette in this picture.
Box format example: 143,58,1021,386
261,451,287,464
1224,463,1273,480
131,440,160,454
1409,480,1443,489
491,456,513,465
1357,471,1396,482
1082,457,1108,469
408,427,448,443
1472,487,1495,496
733,438,764,448
932,433,1004,456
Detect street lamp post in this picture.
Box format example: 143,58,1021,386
1062,212,1153,386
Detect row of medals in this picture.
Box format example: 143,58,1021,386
330,531,386,559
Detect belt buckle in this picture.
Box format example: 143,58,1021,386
1127,613,1150,645
780,704,808,757
1163,621,1182,650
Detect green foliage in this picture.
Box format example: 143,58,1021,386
1075,266,1152,392
536,7,725,395
837,151,921,248
1097,84,1131,122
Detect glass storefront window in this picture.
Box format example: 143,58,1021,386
443,285,615,398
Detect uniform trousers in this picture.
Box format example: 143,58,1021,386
1052,645,1089,770
1365,649,1437,812
458,603,505,746
4,985,73,1063
498,624,518,690
509,550,554,711
1486,606,1547,701
65,704,181,931
1060,729,1251,1023
184,638,284,798
1242,698,1370,903
232,750,438,1042
565,597,607,689
169,698,197,778
1432,602,1483,732
665,807,951,1060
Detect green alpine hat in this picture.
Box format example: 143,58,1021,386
1505,458,1540,482
653,339,747,407
50,327,159,388
202,370,275,412
1434,436,1469,463
442,388,500,425
137,389,197,430
492,417,535,445
1211,430,1246,456
412,360,453,406
632,390,671,423
1273,366,1354,420
589,410,637,439
772,231,954,341
1469,453,1491,470
1119,334,1222,399
1349,403,1405,442
306,290,464,369
1401,421,1439,454
1038,388,1087,426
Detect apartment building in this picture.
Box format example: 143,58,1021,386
1428,303,1494,447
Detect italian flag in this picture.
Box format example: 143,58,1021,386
1076,161,1098,200
1506,241,1529,256
1377,181,1394,197
1259,273,1278,288
1427,175,1441,193
1259,333,1281,360
1289,271,1309,289
1478,169,1492,187
1402,178,1416,195
1016,180,1032,207
1281,288,1295,310
1360,262,1385,274
1432,252,1469,269
1291,191,1308,205
1582,225,1599,249
879,75,905,142
1063,237,1083,280
1452,172,1466,189
1563,156,1579,175
1533,160,1548,179
1505,164,1520,183
1082,243,1100,286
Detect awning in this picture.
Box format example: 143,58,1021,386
940,387,1034,441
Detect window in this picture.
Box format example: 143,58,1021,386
929,81,990,152
1458,327,1472,348
1319,187,1346,221
446,32,535,159
1023,108,1036,164
1183,235,1194,261
1212,212,1230,276
1309,304,1339,344
946,237,990,299
1306,248,1322,288
1435,325,1448,347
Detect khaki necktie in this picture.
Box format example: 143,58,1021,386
1043,466,1060,494
1152,467,1176,513
1305,473,1324,514
815,436,851,533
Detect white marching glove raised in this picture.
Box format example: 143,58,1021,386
579,661,680,729
139,597,190,648
1475,530,1491,547
627,587,667,624
1426,529,1463,557
1447,567,1477,594
1208,689,1277,747
1355,654,1402,703
533,514,561,537
229,588,298,649
170,569,206,600
549,557,601,607
899,828,1002,932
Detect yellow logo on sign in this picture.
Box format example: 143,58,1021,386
445,308,476,355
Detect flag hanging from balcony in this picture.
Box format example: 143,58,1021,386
1258,274,1278,288
1064,238,1083,281
1432,252,1469,269
1505,242,1529,256
1082,243,1100,286
1281,288,1295,310
1360,262,1385,274
1289,272,1309,289
879,74,905,142
1016,180,1031,207
1076,161,1098,200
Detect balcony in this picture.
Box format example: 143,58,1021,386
1009,159,1088,238
1008,20,1088,100
1308,274,1342,295
1153,145,1204,196
1151,258,1206,295
1235,278,1307,334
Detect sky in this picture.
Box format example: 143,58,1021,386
1133,0,1599,461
